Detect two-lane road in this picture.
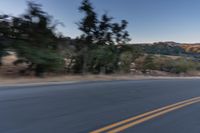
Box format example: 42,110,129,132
0,79,200,133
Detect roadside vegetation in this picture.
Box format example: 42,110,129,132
134,55,200,75
0,0,200,78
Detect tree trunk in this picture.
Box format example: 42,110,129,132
82,47,88,74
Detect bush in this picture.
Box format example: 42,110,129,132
119,51,134,73
163,58,197,74
135,55,200,74
154,56,199,74
15,46,65,76
143,55,156,72
86,46,118,74
135,55,157,73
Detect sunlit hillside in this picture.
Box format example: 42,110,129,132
181,44,200,53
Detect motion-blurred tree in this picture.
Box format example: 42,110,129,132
142,55,156,73
77,0,131,74
96,14,113,45
0,14,12,65
119,51,134,73
112,20,131,44
11,1,64,76
78,0,131,46
86,45,119,73
78,0,98,46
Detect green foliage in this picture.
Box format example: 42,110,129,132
0,14,12,65
0,43,7,65
86,46,118,74
136,55,200,74
119,45,143,60
119,51,134,73
132,42,185,56
78,0,98,46
160,58,198,74
74,0,132,74
0,1,65,76
78,0,131,46
15,44,64,71
135,55,156,73
142,55,156,73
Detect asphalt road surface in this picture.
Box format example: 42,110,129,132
0,79,200,133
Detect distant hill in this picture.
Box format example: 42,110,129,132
131,42,185,56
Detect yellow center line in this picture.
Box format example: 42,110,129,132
90,96,200,133
108,99,200,133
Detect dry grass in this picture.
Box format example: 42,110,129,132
2,54,17,65
181,44,200,53
1,53,200,85
0,74,200,85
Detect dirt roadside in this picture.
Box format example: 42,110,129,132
0,75,200,86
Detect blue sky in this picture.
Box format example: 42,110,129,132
0,0,200,43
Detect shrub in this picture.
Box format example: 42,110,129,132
86,46,118,74
135,55,157,73
135,55,200,74
157,57,198,74
119,51,134,73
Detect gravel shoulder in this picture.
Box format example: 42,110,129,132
0,75,200,86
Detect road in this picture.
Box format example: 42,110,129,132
0,79,200,133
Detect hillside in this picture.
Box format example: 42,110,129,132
131,42,200,56
180,44,200,53
131,42,185,56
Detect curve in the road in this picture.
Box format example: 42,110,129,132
91,96,200,133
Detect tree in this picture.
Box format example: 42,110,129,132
0,14,12,65
112,20,131,44
86,45,118,73
119,51,134,73
142,55,156,73
78,0,131,46
95,14,113,45
77,0,131,74
78,0,98,46
11,1,65,76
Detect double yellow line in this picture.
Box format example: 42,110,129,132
90,96,200,133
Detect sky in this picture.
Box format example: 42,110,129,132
0,0,200,43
